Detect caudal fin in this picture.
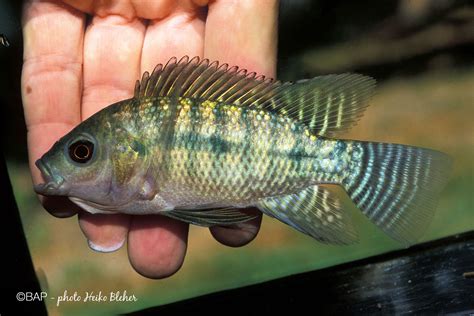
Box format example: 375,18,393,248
343,142,452,245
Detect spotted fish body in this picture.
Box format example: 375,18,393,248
124,97,349,205
35,56,452,245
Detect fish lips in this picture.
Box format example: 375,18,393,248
34,158,68,196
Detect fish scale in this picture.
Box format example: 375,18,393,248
34,56,451,245
138,97,336,207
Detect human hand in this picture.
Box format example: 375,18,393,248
21,0,278,278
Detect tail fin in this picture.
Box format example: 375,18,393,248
342,141,452,245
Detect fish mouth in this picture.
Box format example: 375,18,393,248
34,159,67,196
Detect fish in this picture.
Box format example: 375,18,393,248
34,56,452,245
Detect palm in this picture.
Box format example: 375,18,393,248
22,0,277,278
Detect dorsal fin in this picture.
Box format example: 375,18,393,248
262,75,376,136
134,56,376,136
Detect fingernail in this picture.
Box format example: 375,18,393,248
87,238,125,253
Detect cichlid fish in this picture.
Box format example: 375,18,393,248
34,56,452,245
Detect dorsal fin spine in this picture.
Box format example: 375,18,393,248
222,72,257,103
162,57,185,96
189,61,219,97
148,64,162,97
235,78,270,106
157,57,178,96
239,79,276,107
201,63,232,99
208,66,243,101
214,68,249,102
180,58,208,97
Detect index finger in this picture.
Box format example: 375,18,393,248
21,0,85,216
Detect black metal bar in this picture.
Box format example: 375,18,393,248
129,231,474,315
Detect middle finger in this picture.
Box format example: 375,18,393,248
127,1,206,278
79,13,146,252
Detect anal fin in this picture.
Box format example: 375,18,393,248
164,207,257,227
257,185,357,245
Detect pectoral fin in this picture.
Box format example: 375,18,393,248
257,185,358,245
164,208,257,227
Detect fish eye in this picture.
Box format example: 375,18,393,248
68,140,94,163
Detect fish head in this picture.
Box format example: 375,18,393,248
34,117,112,201
34,114,152,212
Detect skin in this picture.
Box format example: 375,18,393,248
21,0,278,279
